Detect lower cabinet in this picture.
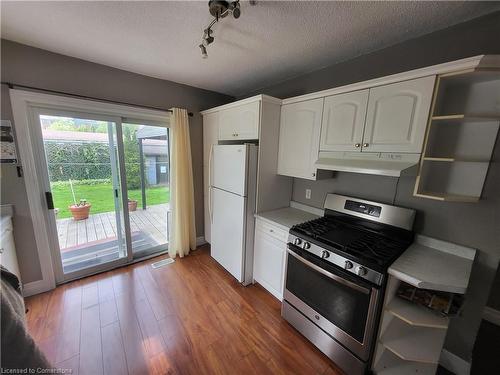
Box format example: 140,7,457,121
253,219,287,300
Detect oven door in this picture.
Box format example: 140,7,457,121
284,244,379,361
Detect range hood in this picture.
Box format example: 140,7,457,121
314,151,421,177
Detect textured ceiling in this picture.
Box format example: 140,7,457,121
2,1,500,96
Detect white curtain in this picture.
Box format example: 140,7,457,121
169,108,196,258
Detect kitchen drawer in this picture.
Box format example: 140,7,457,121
256,219,288,243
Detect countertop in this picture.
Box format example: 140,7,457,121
255,204,321,232
389,235,476,294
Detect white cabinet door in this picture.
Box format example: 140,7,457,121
203,112,219,167
253,223,286,300
277,98,324,180
320,90,369,152
219,101,260,141
363,76,435,153
203,112,218,244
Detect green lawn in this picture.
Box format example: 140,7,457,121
52,182,170,219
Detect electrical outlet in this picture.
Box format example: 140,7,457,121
305,189,311,200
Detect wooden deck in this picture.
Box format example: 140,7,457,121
56,203,169,251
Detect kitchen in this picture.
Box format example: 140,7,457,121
1,3,500,375
202,54,499,375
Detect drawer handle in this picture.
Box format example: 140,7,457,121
0,248,3,254
363,143,369,147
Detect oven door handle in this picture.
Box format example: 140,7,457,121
287,249,370,295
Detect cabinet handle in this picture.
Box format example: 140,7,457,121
0,248,3,254
312,172,316,177
269,229,274,233
363,143,369,147
354,143,361,148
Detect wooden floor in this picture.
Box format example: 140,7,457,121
25,246,343,375
57,203,169,250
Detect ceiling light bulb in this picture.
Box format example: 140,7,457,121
199,44,208,59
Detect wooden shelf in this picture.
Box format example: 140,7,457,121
432,114,500,122
374,348,437,375
422,157,489,163
386,298,449,329
381,319,446,364
414,191,480,202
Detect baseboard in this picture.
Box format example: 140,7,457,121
196,236,207,247
23,278,54,297
440,349,471,375
483,306,500,326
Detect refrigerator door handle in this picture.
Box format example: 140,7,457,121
209,144,214,223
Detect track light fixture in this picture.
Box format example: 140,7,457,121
199,0,246,59
199,44,208,59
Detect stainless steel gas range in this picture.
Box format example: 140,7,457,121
281,194,415,375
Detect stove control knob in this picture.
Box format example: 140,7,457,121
356,266,367,276
344,260,353,270
294,238,302,246
303,242,311,250
321,250,330,259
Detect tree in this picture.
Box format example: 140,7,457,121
122,125,142,190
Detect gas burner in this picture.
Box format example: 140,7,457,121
289,194,415,283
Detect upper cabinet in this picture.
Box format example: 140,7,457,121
363,76,435,153
218,101,260,141
202,95,294,243
320,90,369,152
277,98,324,180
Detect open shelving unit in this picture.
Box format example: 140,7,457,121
373,277,448,375
414,65,500,202
372,236,476,375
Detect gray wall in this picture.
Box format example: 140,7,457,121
0,39,233,283
241,11,500,363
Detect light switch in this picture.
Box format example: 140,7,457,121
305,189,311,200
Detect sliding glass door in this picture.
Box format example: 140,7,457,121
34,110,170,282
122,122,170,258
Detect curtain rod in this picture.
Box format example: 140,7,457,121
1,81,194,117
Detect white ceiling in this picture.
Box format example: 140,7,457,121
2,1,500,97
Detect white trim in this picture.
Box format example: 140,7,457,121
282,55,499,105
22,279,53,298
11,95,57,294
483,306,500,327
439,349,471,375
289,201,324,216
200,94,281,115
10,89,170,123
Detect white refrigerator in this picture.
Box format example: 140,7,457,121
209,144,258,285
